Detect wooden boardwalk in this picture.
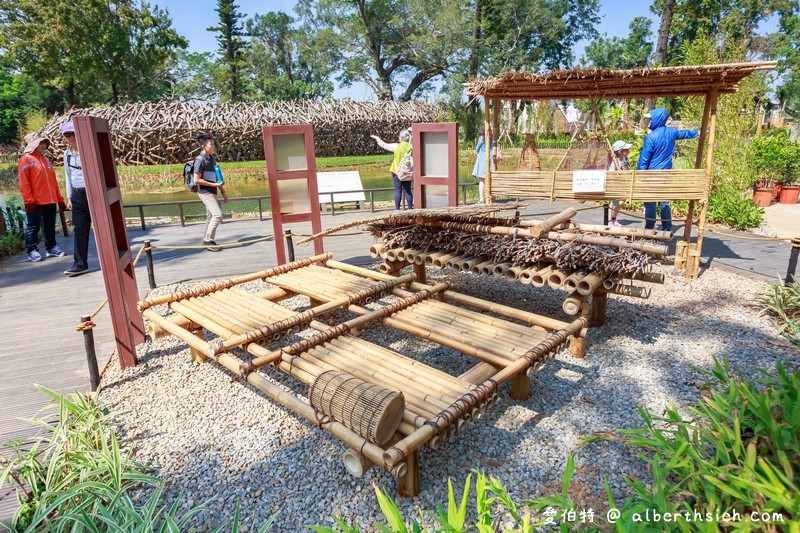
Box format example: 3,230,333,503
0,199,792,522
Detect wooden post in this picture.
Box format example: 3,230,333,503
691,88,719,279
570,301,590,358
81,315,100,391
144,240,156,290
484,97,493,202
589,292,607,327
413,262,427,285
786,238,800,284
59,209,69,237
284,230,295,263
397,449,421,497
680,90,714,259
510,373,530,401
189,327,207,363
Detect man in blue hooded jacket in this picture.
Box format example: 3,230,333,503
637,108,698,231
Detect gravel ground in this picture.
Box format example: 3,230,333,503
100,263,799,531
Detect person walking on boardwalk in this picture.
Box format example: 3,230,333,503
18,133,66,262
637,108,698,232
60,121,91,276
193,133,228,252
607,139,632,227
370,129,413,213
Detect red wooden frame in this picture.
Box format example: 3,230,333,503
73,116,145,369
263,124,324,264
412,122,459,208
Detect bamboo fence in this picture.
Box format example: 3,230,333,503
38,100,446,165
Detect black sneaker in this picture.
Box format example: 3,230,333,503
64,266,89,277
203,240,221,252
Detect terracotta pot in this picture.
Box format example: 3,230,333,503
778,185,800,204
774,183,783,200
753,187,773,207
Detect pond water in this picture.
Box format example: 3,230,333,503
1,165,479,221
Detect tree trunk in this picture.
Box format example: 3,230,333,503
644,0,675,127
465,0,483,140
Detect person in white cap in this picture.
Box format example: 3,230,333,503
61,121,91,276
370,128,413,212
607,139,632,227
18,132,66,262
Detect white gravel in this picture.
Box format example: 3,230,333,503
100,263,799,531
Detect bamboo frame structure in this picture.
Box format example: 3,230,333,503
464,61,776,278
140,254,585,497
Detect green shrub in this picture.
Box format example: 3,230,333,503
706,193,764,230
756,276,800,339
0,386,275,531
753,129,800,186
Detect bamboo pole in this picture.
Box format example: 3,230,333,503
563,270,588,292
492,263,512,277
608,283,650,298
531,265,554,287
138,254,331,311
577,273,606,296
683,91,714,247
692,87,719,279
562,293,585,316
547,270,567,289
530,208,577,238
485,97,493,202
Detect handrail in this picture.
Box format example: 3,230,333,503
124,183,479,230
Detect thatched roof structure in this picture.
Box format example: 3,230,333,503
465,61,776,100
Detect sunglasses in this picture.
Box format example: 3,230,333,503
64,132,75,137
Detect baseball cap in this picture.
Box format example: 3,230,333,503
612,140,632,152
60,121,75,134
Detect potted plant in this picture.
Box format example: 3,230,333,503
752,177,775,207
753,129,800,204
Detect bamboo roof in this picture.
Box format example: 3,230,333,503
465,61,776,100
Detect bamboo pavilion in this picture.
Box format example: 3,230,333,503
464,61,776,278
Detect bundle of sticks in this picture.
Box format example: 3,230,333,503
367,207,671,277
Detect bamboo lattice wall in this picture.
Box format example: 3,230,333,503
38,100,447,165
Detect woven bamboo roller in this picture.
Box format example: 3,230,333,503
310,370,405,446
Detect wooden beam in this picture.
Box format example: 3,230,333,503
691,88,719,279
682,91,714,248
485,97,493,202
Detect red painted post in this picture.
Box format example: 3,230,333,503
73,116,145,369
263,124,324,264
412,122,459,209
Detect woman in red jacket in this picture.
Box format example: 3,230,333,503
18,133,66,262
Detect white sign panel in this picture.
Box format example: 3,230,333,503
317,171,366,203
572,170,607,193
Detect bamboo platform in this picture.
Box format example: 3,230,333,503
139,254,586,496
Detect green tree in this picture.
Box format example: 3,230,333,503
650,0,793,64
477,0,601,75
168,51,219,101
208,0,248,101
297,0,471,101
246,11,334,100
0,58,63,144
582,17,654,68
773,12,800,115
0,0,186,106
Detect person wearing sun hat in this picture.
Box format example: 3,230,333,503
18,132,66,262
61,121,91,276
606,139,632,227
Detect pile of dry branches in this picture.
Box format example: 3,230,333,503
38,100,446,165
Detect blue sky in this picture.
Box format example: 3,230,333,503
162,0,777,99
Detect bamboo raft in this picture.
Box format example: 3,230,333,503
140,253,586,496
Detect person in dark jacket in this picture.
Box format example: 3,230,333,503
637,108,698,231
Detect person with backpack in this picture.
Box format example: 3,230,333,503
370,128,413,213
60,121,91,276
191,133,228,251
